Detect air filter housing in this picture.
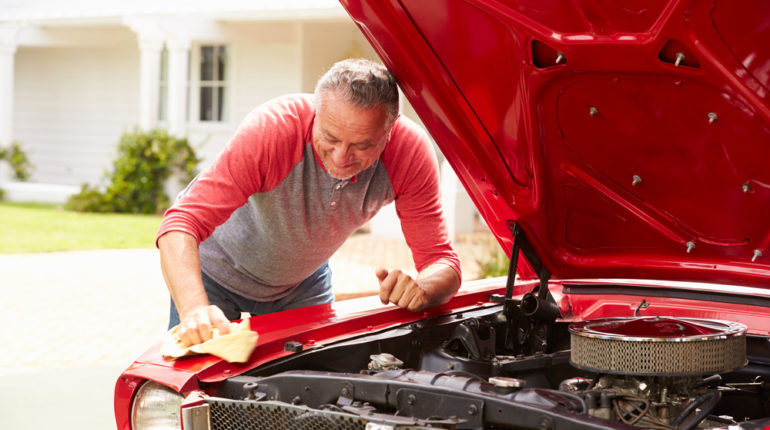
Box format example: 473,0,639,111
569,316,747,376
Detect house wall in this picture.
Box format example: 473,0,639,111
10,20,388,186
14,44,139,186
187,20,372,169
300,22,379,93
187,22,304,166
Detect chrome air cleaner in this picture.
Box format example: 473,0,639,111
569,317,747,376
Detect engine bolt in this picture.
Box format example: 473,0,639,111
341,387,350,397
589,106,599,116
742,183,752,193
708,112,718,123
686,241,695,253
753,249,763,262
467,404,478,416
632,175,642,186
407,394,417,406
674,52,685,67
555,52,565,64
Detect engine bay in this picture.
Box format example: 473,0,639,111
195,301,770,430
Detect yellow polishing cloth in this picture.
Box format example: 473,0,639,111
162,313,258,363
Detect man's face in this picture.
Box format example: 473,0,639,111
312,90,391,180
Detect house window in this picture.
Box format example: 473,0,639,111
198,45,228,122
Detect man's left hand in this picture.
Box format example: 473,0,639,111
376,268,429,311
376,263,460,312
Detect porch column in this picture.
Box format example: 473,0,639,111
0,24,20,182
125,18,164,131
166,37,190,137
137,39,163,131
0,24,20,149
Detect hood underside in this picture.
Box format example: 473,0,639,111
341,0,770,288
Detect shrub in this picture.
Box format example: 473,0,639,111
476,243,510,278
67,129,199,214
0,141,34,181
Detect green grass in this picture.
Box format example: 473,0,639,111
0,202,162,253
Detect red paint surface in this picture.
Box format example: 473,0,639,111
570,316,737,338
340,0,770,287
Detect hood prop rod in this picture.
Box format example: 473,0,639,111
502,222,522,310
499,221,560,354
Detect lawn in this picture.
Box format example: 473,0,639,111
0,202,162,253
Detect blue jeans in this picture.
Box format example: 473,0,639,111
168,262,334,328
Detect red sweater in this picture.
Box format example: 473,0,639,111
158,94,460,301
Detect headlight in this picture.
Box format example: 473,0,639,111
131,380,184,430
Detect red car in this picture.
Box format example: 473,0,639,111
115,0,770,429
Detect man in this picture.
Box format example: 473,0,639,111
158,59,461,346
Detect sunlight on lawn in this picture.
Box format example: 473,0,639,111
0,202,162,253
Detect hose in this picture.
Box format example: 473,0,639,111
670,390,722,430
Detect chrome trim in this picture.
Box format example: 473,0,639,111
569,316,746,343
181,404,211,430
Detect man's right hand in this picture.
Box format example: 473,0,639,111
177,304,231,346
159,231,232,347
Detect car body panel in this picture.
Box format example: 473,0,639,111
114,276,770,428
340,0,770,288
113,278,512,429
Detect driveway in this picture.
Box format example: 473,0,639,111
0,232,493,429
0,249,167,429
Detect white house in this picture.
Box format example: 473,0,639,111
0,0,475,236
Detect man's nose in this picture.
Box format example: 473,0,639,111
331,144,353,163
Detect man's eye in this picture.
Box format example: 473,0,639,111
355,143,373,150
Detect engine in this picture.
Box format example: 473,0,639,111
563,316,747,429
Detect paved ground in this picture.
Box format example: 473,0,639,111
0,231,498,429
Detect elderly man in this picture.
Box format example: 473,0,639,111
158,59,461,346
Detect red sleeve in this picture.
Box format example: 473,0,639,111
156,95,314,245
381,117,462,279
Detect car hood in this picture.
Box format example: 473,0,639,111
340,0,770,289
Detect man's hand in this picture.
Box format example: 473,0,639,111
178,304,231,347
159,231,232,347
376,264,460,312
376,268,429,311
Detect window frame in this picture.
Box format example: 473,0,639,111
189,43,232,126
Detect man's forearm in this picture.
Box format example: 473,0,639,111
158,231,209,318
417,263,461,307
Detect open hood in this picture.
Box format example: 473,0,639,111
340,0,770,288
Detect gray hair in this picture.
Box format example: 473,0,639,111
314,58,399,127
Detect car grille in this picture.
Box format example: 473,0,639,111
204,398,367,430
